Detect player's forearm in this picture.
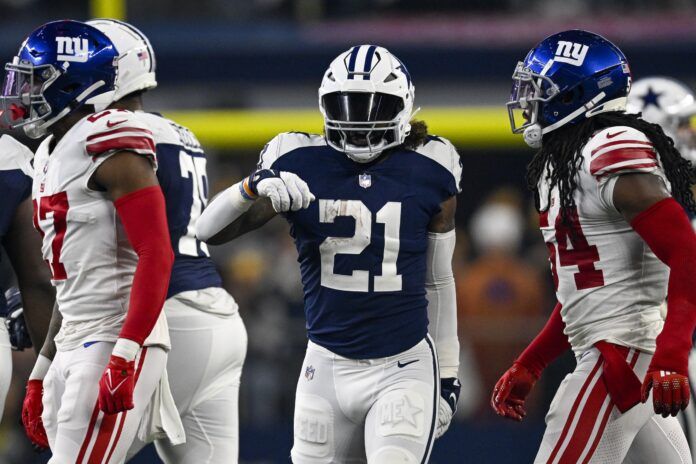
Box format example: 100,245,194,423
115,186,174,351
425,230,460,378
631,197,696,374
515,302,570,378
39,301,61,361
198,184,276,245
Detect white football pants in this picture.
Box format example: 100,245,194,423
43,341,167,464
0,319,11,425
535,346,691,464
127,289,247,463
678,349,696,462
291,336,439,464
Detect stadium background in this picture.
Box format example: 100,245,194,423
0,0,695,462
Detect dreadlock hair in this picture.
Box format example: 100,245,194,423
402,119,429,150
526,111,696,221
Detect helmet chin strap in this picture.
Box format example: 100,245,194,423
523,92,610,149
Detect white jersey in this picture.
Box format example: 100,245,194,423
539,126,669,356
32,109,170,351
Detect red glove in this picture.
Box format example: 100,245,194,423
641,370,690,417
22,379,48,449
98,355,135,415
491,362,538,421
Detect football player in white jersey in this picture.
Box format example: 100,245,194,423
628,76,696,461
0,135,54,425
491,30,696,463
77,18,247,463
2,20,181,462
197,45,462,463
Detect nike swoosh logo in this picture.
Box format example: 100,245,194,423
606,130,627,139
397,359,419,368
106,371,128,395
106,119,127,128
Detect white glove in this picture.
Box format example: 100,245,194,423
253,170,315,213
435,396,454,439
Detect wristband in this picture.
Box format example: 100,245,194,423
112,338,140,362
29,354,52,381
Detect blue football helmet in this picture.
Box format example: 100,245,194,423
507,30,631,148
1,20,119,139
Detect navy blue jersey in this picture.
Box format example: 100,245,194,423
0,136,34,316
260,132,462,358
137,112,222,298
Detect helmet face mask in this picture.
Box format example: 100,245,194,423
507,61,560,134
318,45,415,163
2,59,61,135
322,91,404,156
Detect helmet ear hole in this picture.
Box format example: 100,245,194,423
560,87,583,105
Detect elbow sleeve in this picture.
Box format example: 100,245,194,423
114,186,174,345
196,182,253,242
425,229,460,378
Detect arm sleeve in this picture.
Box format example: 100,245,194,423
630,197,696,375
115,186,174,345
515,303,570,378
196,182,254,242
425,230,460,379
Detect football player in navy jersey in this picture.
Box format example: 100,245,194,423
0,134,54,426
198,45,462,463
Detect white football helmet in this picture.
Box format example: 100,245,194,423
86,19,157,111
318,45,416,163
627,77,696,163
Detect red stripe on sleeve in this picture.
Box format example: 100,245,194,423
86,126,153,142
590,140,653,156
86,136,156,157
595,162,659,178
590,148,657,176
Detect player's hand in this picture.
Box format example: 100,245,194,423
247,169,315,212
7,307,32,351
491,362,538,421
435,378,461,439
641,369,690,417
22,379,48,450
98,355,136,415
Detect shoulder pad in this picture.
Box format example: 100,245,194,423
584,126,658,180
257,132,325,169
137,112,203,153
0,135,34,177
413,135,462,193
82,109,157,164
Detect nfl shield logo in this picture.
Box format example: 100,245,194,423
305,365,315,381
359,173,372,189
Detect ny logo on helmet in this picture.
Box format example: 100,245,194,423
554,41,589,66
56,37,89,63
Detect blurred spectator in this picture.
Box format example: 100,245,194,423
456,188,550,417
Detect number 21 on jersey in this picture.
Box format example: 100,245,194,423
319,199,402,293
